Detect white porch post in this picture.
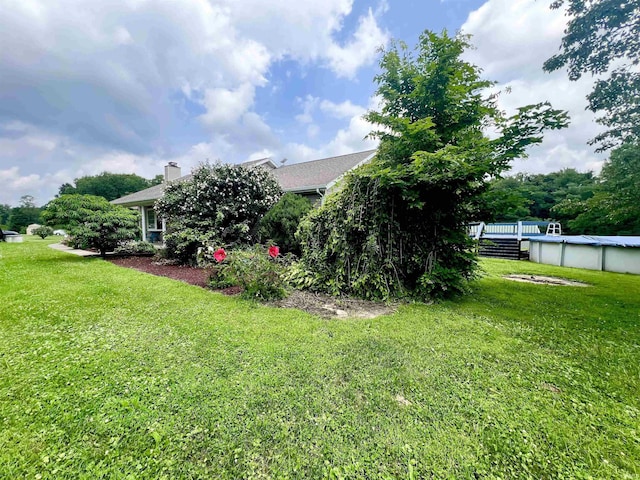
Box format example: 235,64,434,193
141,206,147,241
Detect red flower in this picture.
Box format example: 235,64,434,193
268,245,280,258
213,248,226,263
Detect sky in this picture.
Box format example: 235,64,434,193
0,0,607,206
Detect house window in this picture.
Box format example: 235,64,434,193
146,207,161,230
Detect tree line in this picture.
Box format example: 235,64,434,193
483,143,639,235
1,173,161,233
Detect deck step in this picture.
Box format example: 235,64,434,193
478,238,525,260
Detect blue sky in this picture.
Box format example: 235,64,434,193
0,0,605,206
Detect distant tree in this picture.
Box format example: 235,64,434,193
259,193,312,256
544,0,640,150
554,143,640,234
33,225,54,239
0,203,11,226
7,195,42,233
19,195,36,208
149,175,164,186
43,194,139,257
58,172,158,201
529,169,596,223
58,183,76,196
482,169,596,228
479,176,532,222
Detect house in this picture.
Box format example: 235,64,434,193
111,150,376,243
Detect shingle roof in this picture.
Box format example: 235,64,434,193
111,175,192,206
241,157,277,169
111,150,376,206
271,150,376,192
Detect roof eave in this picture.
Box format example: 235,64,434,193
324,150,376,191
284,185,327,193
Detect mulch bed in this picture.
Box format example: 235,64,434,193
108,256,397,318
108,256,213,289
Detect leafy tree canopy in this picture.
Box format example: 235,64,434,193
553,142,640,234
7,196,42,233
59,172,159,201
43,194,139,256
298,31,568,300
544,0,640,150
0,204,11,226
482,169,596,226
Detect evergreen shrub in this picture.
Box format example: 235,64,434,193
259,193,312,256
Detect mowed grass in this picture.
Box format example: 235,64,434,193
1,239,639,479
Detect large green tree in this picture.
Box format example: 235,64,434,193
297,31,568,300
43,195,139,257
553,143,640,234
544,0,640,150
59,172,160,201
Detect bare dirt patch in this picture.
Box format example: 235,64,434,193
272,290,397,319
394,394,412,407
503,274,588,287
541,382,562,394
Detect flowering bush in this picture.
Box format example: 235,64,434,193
213,248,227,262
155,162,282,264
201,245,290,300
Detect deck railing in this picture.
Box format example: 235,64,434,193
469,221,551,240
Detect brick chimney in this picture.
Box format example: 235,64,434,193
164,162,181,183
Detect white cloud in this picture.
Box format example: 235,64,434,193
0,0,392,205
278,95,379,164
462,0,567,80
295,95,320,124
221,0,388,77
200,83,256,128
320,99,366,119
247,149,274,161
321,110,378,156
325,8,389,79
0,166,71,206
461,0,606,175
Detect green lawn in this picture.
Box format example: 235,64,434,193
1,239,639,479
